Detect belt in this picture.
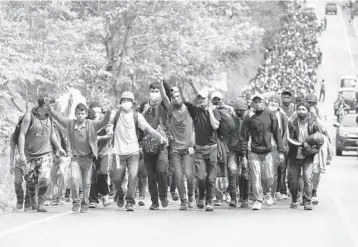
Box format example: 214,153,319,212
195,144,217,151
73,153,93,159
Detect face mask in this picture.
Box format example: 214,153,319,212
121,102,133,111
297,113,307,120
268,105,278,112
150,92,161,102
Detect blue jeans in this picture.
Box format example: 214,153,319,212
70,155,93,206
114,152,140,204
248,152,274,202
172,148,195,202
194,146,218,204
289,158,313,204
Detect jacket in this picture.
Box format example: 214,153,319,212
287,116,321,161
49,108,110,158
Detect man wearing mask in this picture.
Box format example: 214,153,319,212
267,95,289,201
158,80,196,210
140,82,171,210
239,94,284,210
109,91,167,211
230,98,250,208
287,101,322,210
179,80,221,211
281,90,295,118
18,92,65,212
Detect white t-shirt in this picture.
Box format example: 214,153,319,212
113,111,149,156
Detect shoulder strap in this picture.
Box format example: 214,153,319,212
113,109,122,131
133,110,139,127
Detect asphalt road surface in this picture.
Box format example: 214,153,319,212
1,3,358,247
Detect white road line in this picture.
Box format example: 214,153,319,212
0,211,72,240
338,8,357,74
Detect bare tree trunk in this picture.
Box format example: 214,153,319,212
25,83,29,111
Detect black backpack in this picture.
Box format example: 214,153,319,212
12,112,34,146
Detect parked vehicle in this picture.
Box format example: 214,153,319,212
334,114,358,156
325,2,338,14
340,75,358,88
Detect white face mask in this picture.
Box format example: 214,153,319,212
121,102,133,111
150,92,161,102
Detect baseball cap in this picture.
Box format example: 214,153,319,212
120,91,134,101
281,89,292,96
198,89,209,98
251,93,264,101
211,91,223,100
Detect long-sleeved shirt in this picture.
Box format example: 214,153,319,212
239,109,284,157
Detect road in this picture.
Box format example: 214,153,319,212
1,3,358,247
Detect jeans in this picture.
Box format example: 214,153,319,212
172,148,195,202
137,157,147,199
89,155,110,203
289,158,313,204
144,148,169,204
70,155,93,206
276,158,288,195
236,153,249,200
194,146,218,204
114,152,140,204
14,166,32,207
248,152,274,202
25,154,52,206
319,90,325,102
271,150,280,197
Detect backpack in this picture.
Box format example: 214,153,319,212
217,107,236,140
112,108,142,145
12,112,34,146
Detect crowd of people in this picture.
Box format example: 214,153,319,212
8,2,332,213
242,4,323,103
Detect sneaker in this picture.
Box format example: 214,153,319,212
89,202,98,208
171,192,179,201
125,202,134,211
214,200,222,206
225,193,231,204
304,203,313,211
275,192,284,200
188,197,196,208
149,203,159,210
52,199,60,206
281,193,288,200
102,195,110,207
179,202,188,211
240,199,249,208
205,203,214,211
117,199,124,208
16,202,23,210
24,206,32,212
138,197,145,207
65,197,70,203
37,204,47,212
44,200,51,207
72,204,81,212
229,199,237,208
265,195,274,206
312,196,319,205
290,202,299,209
161,198,169,208
197,199,205,209
252,201,262,211
80,204,89,213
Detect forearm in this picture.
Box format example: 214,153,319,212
159,81,171,108
208,108,219,130
18,134,25,156
9,148,15,167
51,133,63,151
49,108,68,127
144,126,162,140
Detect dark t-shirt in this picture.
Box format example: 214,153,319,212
185,103,221,146
97,128,110,157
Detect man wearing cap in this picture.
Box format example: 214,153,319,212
19,92,66,212
180,80,221,211
239,93,284,210
281,90,295,118
109,91,167,211
230,98,250,208
210,91,236,207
